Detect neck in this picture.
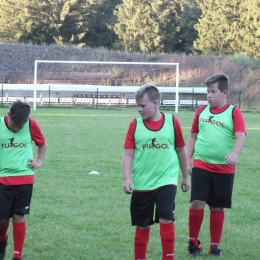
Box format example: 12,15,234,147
216,102,227,109
150,112,161,121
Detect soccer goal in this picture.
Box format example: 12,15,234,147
33,60,179,113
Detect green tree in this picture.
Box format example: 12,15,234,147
24,0,91,45
238,0,260,57
193,0,241,55
193,0,260,58
57,0,91,45
113,0,184,53
113,0,160,53
0,0,29,42
85,0,120,49
178,0,201,53
151,0,182,53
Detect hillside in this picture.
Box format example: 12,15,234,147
0,43,259,109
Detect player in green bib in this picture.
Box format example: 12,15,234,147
186,73,246,258
0,100,47,260
123,83,190,260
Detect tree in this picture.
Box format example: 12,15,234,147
113,0,159,52
113,0,184,53
177,0,201,53
23,0,91,45
84,0,121,49
193,0,260,58
193,0,240,55
57,0,91,45
150,0,182,53
238,0,260,57
0,0,29,42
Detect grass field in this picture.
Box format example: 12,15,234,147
0,107,259,260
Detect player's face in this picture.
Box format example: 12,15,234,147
136,93,159,120
207,83,227,108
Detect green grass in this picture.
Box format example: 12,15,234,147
0,107,259,260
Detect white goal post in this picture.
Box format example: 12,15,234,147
34,60,180,112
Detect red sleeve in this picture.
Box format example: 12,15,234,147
123,119,136,149
233,107,246,134
190,106,205,133
173,116,185,147
29,119,46,146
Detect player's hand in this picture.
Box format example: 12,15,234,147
188,159,193,175
124,179,133,194
181,177,190,192
225,152,237,165
27,159,42,170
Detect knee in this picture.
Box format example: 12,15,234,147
0,219,9,227
209,206,224,212
12,214,25,223
159,218,172,224
191,200,206,210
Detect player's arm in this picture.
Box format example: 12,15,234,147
175,146,190,192
123,149,134,194
28,142,47,169
173,116,190,192
187,132,198,164
27,119,47,170
187,107,202,172
225,132,245,165
225,108,246,165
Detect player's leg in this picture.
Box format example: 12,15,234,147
131,191,155,260
12,184,33,260
208,173,234,257
188,168,211,257
0,184,13,260
0,219,9,260
155,185,177,260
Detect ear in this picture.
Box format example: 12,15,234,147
223,89,228,96
153,100,159,106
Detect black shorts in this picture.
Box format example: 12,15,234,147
130,185,177,226
0,184,33,219
190,168,234,208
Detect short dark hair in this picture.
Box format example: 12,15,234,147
135,83,161,103
9,100,31,125
205,73,229,92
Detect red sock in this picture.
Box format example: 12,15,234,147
0,221,9,241
189,208,204,246
160,222,175,260
134,227,150,260
13,221,26,259
210,211,224,250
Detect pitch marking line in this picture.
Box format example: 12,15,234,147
34,114,260,130
35,113,136,117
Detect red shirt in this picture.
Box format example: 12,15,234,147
191,104,246,173
0,116,46,185
124,113,185,149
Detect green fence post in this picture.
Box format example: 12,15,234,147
1,85,3,107
49,85,51,107
238,90,241,109
192,87,194,111
96,88,98,109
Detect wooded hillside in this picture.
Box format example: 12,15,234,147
0,0,259,57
